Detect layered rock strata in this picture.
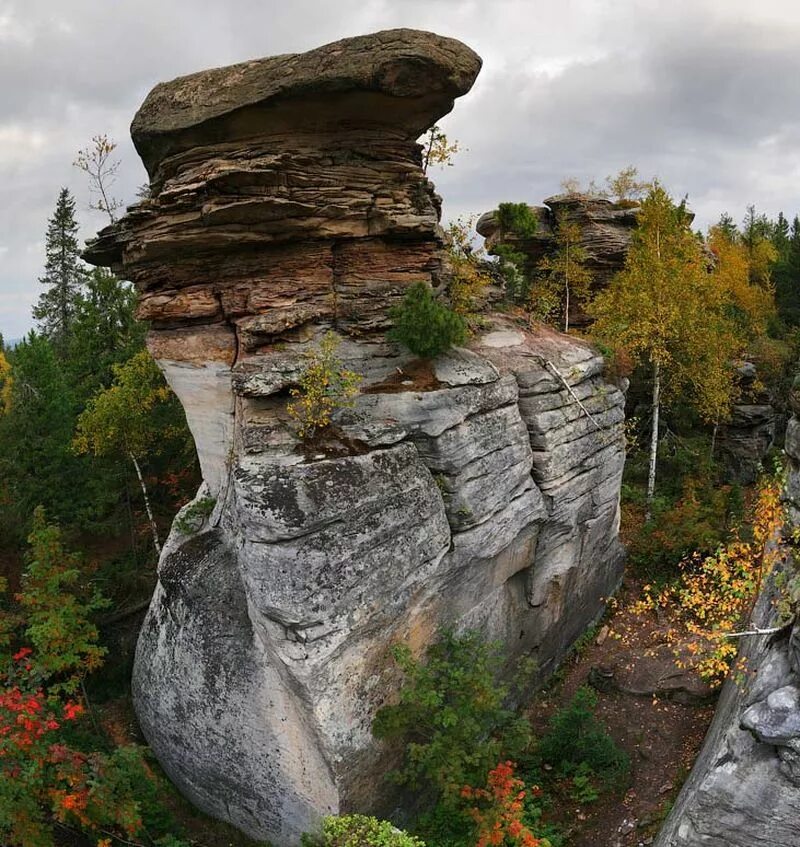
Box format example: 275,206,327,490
716,362,776,485
654,400,800,847
476,193,642,297
85,30,625,846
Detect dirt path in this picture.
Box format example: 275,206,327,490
529,578,716,847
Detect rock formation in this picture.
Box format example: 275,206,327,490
476,193,642,312
716,361,776,485
85,30,625,846
654,398,800,847
479,195,779,481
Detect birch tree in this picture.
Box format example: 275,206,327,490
536,213,593,331
590,185,742,518
73,351,184,556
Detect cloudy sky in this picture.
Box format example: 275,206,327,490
2,0,800,338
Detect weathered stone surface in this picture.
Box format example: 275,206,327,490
716,362,776,484
87,31,625,847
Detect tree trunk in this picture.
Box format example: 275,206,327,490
646,360,661,521
564,242,570,333
130,452,161,556
710,421,719,460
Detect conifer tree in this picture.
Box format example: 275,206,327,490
33,189,86,354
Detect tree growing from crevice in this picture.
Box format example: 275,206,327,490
421,124,460,174
389,282,467,358
74,134,123,224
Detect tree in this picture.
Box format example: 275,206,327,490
421,125,460,173
0,350,11,416
0,334,80,537
773,215,800,326
73,351,186,556
388,283,467,358
536,212,593,331
66,267,145,402
445,217,493,322
287,333,362,441
590,185,746,517
32,189,86,354
73,134,123,224
707,227,773,342
741,205,778,287
715,212,739,241
492,203,538,304
605,165,650,203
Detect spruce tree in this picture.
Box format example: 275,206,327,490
33,188,86,354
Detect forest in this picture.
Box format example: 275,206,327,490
5,3,800,835
2,117,800,846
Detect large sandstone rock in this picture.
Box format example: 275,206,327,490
85,30,625,846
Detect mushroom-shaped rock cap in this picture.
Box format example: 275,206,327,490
132,28,482,176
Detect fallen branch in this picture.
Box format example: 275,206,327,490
722,626,784,639
521,353,603,432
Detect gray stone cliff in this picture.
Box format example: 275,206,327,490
85,30,625,846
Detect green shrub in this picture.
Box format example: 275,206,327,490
174,495,216,535
496,203,538,239
536,687,629,784
388,283,467,359
288,332,362,440
372,631,532,802
302,815,424,847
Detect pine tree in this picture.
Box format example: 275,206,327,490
774,214,800,325
33,189,86,354
0,334,80,540
741,205,777,287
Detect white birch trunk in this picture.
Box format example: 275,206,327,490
130,452,161,556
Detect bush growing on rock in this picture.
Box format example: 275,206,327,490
287,332,362,440
301,815,424,847
388,283,467,358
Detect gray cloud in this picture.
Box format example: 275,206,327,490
2,0,800,337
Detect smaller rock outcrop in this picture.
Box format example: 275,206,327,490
716,361,776,485
476,193,641,326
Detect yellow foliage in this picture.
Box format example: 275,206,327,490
0,351,11,415
535,214,593,331
708,227,774,338
635,478,783,685
446,217,491,321
287,332,362,441
591,185,771,425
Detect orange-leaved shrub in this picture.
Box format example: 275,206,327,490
634,476,783,685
